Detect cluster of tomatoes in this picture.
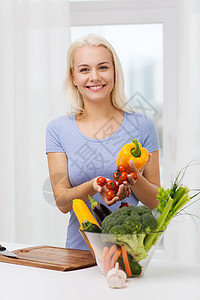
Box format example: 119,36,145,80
96,165,138,202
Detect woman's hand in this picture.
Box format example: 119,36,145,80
93,177,130,206
123,153,152,187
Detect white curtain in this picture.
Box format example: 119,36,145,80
0,0,71,246
164,0,200,263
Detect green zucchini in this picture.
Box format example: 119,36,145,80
82,220,102,233
128,254,142,275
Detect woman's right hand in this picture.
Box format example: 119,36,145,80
93,177,130,206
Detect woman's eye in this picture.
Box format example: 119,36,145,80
99,66,108,70
80,68,89,72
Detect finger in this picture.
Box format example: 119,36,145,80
117,184,127,201
97,186,102,193
122,185,127,199
93,184,102,193
105,196,119,206
117,184,125,196
112,196,119,203
127,174,135,185
129,159,138,171
125,186,130,195
122,181,129,187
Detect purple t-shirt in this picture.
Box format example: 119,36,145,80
46,111,159,250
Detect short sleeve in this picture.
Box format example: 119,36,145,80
46,118,64,153
141,116,159,152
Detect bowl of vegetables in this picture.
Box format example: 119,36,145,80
80,229,163,277
79,204,163,277
74,162,196,278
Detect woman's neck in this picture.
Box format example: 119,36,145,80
75,102,124,139
77,100,120,123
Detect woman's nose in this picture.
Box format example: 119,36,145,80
89,69,100,81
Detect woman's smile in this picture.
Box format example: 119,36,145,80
86,84,106,91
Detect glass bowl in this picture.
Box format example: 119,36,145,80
79,228,163,277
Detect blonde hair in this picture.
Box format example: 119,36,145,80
64,34,132,115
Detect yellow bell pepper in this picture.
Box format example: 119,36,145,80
116,138,149,173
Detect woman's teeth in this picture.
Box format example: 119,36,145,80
88,85,105,90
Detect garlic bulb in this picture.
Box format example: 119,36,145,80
107,262,127,289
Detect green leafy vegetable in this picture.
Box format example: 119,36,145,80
144,167,192,252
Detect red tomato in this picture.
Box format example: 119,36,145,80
113,171,119,181
130,172,138,181
106,190,116,201
97,177,107,187
106,180,118,191
119,202,130,208
117,165,127,173
118,171,128,185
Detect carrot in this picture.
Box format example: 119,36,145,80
121,244,132,277
101,246,109,274
110,247,122,269
94,247,102,262
105,244,117,274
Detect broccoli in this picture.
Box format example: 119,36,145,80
110,224,127,234
141,213,157,234
101,205,157,262
124,214,142,233
135,205,152,216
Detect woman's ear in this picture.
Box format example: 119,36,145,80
72,74,77,86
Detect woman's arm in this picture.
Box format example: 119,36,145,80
127,150,161,210
47,152,97,214
47,152,130,213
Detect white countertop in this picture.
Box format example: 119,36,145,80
0,241,200,300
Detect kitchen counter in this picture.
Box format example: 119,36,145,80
0,241,199,300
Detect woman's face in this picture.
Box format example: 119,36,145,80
72,46,115,104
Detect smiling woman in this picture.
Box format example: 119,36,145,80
46,34,160,251
65,34,130,116
72,46,115,104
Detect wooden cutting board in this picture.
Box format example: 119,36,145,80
0,245,96,271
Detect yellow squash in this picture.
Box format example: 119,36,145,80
72,198,101,229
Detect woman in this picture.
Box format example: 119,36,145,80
46,34,160,250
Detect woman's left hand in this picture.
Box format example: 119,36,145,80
123,153,152,187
